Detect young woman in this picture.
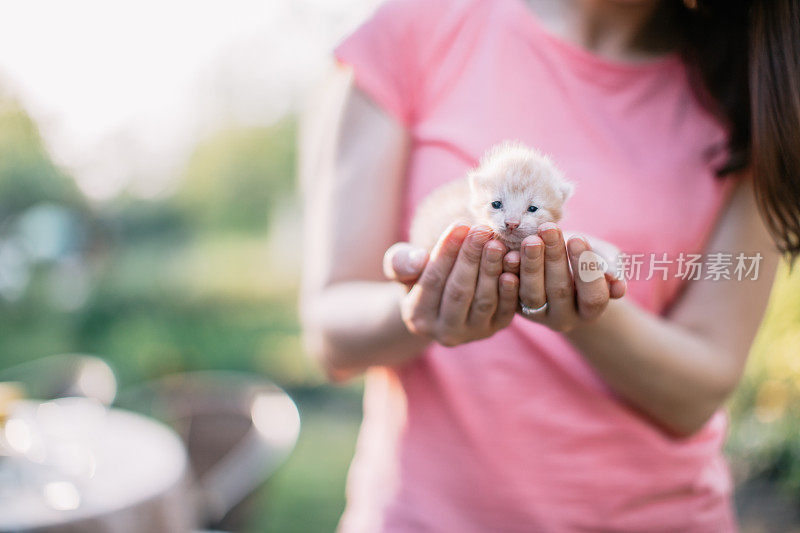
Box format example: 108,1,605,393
301,0,800,530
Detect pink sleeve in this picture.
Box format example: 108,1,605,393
334,0,430,127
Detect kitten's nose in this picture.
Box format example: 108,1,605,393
505,220,519,232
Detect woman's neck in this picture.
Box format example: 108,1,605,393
526,0,680,63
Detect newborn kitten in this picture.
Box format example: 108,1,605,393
410,141,574,251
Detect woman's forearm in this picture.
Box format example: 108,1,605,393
563,180,778,437
565,299,741,437
302,281,430,380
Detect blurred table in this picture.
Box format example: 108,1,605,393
0,399,196,533
119,371,301,529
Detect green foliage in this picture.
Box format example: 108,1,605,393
0,94,351,532
0,97,84,217
99,196,190,245
175,119,297,233
728,263,800,491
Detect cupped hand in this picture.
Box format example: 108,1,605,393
516,222,625,332
385,224,519,347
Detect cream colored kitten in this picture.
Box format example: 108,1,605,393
410,141,574,251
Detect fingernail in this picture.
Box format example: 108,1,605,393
539,224,560,245
501,276,515,290
449,224,470,239
470,226,492,242
524,242,541,260
538,222,558,233
567,236,587,256
487,245,502,262
408,249,427,270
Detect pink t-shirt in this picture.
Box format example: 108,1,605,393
335,0,737,531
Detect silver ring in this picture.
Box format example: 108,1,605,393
520,302,548,316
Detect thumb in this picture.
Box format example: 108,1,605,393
383,242,428,285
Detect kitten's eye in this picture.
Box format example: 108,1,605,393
491,201,502,209
528,205,539,213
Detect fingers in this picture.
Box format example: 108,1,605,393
440,226,493,328
577,234,625,299
539,223,575,325
404,223,470,329
503,250,520,274
493,273,519,328
608,275,627,299
519,235,546,311
384,242,428,286
567,235,610,321
467,239,506,326
586,235,621,278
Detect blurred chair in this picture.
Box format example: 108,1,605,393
0,354,117,405
117,371,300,531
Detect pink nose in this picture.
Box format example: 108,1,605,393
505,220,519,232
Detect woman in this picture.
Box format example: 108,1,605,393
301,0,800,530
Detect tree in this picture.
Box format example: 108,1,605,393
0,93,84,218
175,118,296,233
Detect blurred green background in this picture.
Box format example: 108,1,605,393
0,82,799,531
0,90,362,532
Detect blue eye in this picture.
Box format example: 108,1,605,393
491,201,502,209
528,205,538,213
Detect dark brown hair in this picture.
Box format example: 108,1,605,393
679,0,800,258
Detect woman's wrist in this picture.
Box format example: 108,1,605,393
308,280,433,376
376,281,433,360
563,297,632,344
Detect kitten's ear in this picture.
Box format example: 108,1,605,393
559,181,575,202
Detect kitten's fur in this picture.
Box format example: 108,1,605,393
410,141,574,251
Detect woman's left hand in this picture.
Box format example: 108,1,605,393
513,222,626,332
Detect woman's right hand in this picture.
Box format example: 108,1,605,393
383,224,520,347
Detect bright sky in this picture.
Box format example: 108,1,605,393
0,0,375,199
